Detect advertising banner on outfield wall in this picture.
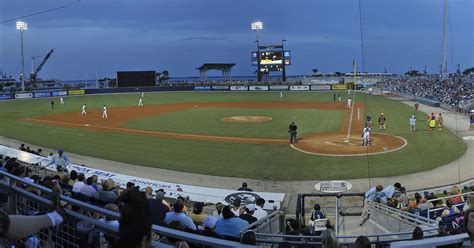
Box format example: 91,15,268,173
310,85,331,91
269,85,289,91
194,86,211,91
0,94,14,100
68,90,85,95
51,91,68,96
249,86,269,91
14,93,33,99
211,86,229,90
290,85,310,91
331,84,348,90
230,86,248,91
0,145,285,210
33,92,52,98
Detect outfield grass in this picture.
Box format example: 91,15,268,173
0,91,467,180
123,108,344,139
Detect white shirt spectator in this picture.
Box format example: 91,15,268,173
72,181,85,193
80,184,98,198
253,206,267,220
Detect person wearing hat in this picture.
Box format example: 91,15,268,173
198,216,223,239
378,113,386,131
148,190,170,226
46,149,70,171
409,115,416,134
288,122,298,143
239,204,257,224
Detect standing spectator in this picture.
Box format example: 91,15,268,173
237,182,253,192
380,182,401,205
253,198,268,220
163,199,196,230
72,173,85,193
409,115,416,134
378,113,386,131
360,185,383,225
414,102,419,113
214,206,249,238
46,149,70,170
428,113,437,131
239,204,258,225
147,191,170,226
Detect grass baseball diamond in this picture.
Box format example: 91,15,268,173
0,91,466,180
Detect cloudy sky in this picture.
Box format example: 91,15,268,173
0,0,472,80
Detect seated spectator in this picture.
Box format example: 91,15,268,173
464,194,474,212
355,235,371,248
240,230,256,245
80,177,98,198
98,203,120,228
163,199,196,230
321,228,339,247
189,202,206,225
237,182,253,192
158,221,190,248
147,191,170,226
177,196,189,213
214,205,249,238
156,189,171,208
310,204,325,221
240,204,258,225
231,198,242,217
144,186,153,199
417,198,434,211
117,187,152,248
199,216,223,238
411,226,424,240
212,202,224,218
36,148,42,155
68,170,77,186
98,179,118,203
448,186,464,204
398,187,409,210
464,208,474,246
91,175,99,191
284,219,301,237
253,198,267,220
55,165,68,183
19,144,26,151
442,200,460,217
409,193,422,209
72,173,85,193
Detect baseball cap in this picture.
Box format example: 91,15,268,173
203,216,218,229
58,149,64,154
245,204,256,212
155,191,164,200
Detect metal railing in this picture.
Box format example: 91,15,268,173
0,171,252,247
390,233,470,248
426,192,472,219
367,201,439,233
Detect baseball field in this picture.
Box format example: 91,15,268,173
0,91,467,180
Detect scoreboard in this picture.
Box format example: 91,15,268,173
117,71,156,87
252,50,291,72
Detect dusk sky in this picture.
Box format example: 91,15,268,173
1,0,473,80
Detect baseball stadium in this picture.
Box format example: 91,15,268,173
0,0,473,247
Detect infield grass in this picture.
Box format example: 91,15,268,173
0,91,467,180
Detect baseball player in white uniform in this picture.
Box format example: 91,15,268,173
81,104,87,115
362,127,371,146
141,92,144,98
138,97,143,106
60,97,64,105
280,91,283,98
347,98,352,109
102,105,108,119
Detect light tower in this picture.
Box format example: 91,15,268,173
16,21,28,91
251,21,263,82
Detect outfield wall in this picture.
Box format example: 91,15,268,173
0,84,364,101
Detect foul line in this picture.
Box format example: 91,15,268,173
23,118,288,144
290,133,408,157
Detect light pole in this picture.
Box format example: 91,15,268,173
281,39,287,82
16,21,28,92
251,21,263,82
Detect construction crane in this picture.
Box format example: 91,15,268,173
29,49,54,85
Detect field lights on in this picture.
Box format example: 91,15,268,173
16,21,28,31
251,21,263,30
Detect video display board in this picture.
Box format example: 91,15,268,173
117,71,156,87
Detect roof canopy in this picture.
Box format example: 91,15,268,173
197,63,235,71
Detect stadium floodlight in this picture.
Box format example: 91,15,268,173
16,21,28,92
251,21,263,31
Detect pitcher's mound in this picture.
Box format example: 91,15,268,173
291,132,407,156
221,116,272,123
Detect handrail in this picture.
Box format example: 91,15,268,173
0,171,252,247
426,192,471,217
368,201,438,228
390,233,470,248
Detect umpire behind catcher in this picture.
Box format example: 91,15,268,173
288,122,298,143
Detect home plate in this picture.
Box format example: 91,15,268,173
84,124,90,127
